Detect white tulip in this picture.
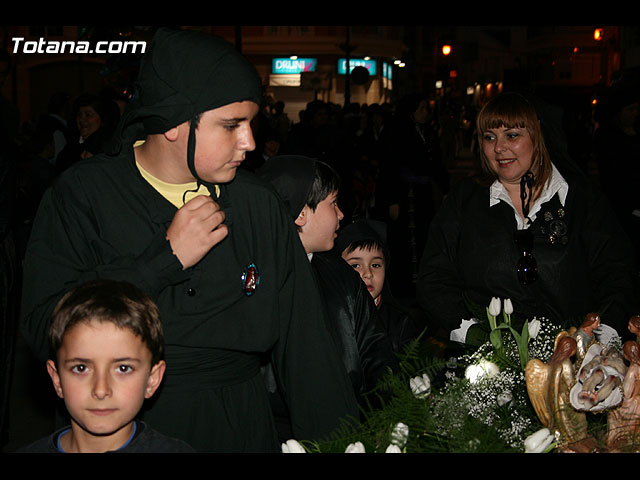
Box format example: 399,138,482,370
524,428,555,453
345,441,366,453
528,318,541,339
503,298,513,315
391,422,409,448
488,297,501,317
409,373,431,398
385,444,402,453
281,439,306,453
497,390,513,407
465,359,500,383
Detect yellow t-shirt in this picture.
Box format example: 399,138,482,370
134,141,219,208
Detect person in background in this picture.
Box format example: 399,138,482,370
418,92,638,341
381,94,450,295
336,219,426,354
36,92,70,167
593,83,640,271
56,93,120,173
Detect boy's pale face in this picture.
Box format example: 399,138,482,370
341,245,386,300
159,100,259,184
47,320,165,452
191,101,259,184
296,190,344,254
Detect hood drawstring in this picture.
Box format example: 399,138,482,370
520,170,535,225
182,117,214,205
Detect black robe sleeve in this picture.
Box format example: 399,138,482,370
417,178,476,335
20,163,189,361
311,252,397,398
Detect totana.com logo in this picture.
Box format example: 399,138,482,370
11,37,146,55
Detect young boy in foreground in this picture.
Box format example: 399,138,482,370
19,279,195,453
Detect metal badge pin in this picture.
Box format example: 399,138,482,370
241,263,260,296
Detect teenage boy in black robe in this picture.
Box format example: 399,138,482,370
19,28,358,453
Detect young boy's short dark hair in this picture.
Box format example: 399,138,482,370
257,155,340,218
49,279,164,366
341,238,386,259
335,219,390,266
306,160,341,211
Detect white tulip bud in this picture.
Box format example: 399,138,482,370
465,359,500,383
497,390,513,407
504,298,513,315
488,297,501,317
524,428,555,453
282,439,306,453
385,444,402,453
391,422,409,448
528,318,541,339
345,441,366,453
409,373,431,398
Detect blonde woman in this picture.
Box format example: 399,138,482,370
418,92,637,341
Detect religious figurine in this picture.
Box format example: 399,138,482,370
571,340,625,413
569,313,600,367
629,316,640,343
606,340,640,452
526,335,599,452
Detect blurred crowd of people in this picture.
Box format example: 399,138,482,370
6,88,125,258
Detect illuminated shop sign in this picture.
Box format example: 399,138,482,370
383,62,392,79
272,57,317,74
337,58,377,75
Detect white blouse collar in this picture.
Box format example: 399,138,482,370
489,164,569,229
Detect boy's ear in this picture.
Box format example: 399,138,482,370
46,360,64,399
163,125,181,142
294,206,309,228
144,361,166,399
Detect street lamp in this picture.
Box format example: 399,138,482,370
441,44,452,56
594,28,603,41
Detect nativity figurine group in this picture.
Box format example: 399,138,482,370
525,314,640,453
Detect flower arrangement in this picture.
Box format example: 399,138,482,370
432,297,563,449
282,297,566,454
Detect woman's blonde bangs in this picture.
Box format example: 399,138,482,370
477,94,539,135
476,93,552,190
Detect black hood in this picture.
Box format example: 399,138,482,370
109,27,262,187
334,219,389,263
256,155,318,220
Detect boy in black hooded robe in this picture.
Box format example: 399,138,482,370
257,155,396,441
335,219,427,354
19,27,358,453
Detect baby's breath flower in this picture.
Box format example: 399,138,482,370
437,316,561,448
